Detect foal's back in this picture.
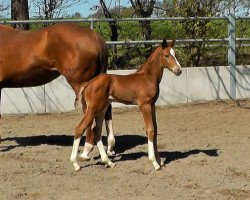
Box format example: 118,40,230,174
83,71,157,106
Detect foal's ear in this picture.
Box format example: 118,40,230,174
162,38,168,49
168,40,176,47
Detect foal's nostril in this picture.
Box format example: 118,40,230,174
174,68,182,76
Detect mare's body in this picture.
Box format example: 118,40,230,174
0,23,114,149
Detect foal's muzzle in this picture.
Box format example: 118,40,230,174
173,67,182,76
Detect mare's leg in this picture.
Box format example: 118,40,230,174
105,104,116,156
139,103,162,170
94,110,115,168
70,108,95,171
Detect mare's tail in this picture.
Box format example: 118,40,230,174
75,82,88,114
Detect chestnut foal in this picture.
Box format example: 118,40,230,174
70,39,182,171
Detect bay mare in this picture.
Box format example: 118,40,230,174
71,40,182,171
0,23,114,151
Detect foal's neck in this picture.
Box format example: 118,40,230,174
136,49,164,84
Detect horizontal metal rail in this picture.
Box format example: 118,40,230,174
1,17,248,44
106,38,250,45
1,16,249,25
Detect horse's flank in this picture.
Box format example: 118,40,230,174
0,23,108,89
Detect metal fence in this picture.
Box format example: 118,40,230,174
1,15,250,99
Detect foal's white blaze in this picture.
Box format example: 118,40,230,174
70,137,81,171
170,48,181,68
148,140,161,170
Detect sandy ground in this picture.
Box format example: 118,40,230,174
0,99,250,200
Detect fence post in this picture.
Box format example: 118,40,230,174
228,13,236,99
90,18,94,30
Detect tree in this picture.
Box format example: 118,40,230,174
11,0,30,30
99,0,119,42
72,12,81,19
221,0,250,17
31,0,84,19
130,0,156,41
161,0,228,67
90,0,122,68
0,1,9,15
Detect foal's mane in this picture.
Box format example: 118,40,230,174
136,46,159,73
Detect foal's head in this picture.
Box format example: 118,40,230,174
159,39,182,76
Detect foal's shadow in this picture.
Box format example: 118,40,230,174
112,135,219,163
1,134,219,164
115,149,219,164
0,133,147,153
0,134,74,152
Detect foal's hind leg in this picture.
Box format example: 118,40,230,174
94,108,115,168
105,104,116,156
0,89,2,143
78,127,94,161
80,104,115,160
70,109,95,171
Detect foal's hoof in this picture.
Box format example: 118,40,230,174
105,161,116,168
75,166,81,172
154,165,161,171
78,156,91,162
107,150,116,156
73,164,81,172
152,162,162,171
109,162,116,168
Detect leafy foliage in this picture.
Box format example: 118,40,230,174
3,0,250,69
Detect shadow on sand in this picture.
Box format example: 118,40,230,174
1,134,219,164
115,149,219,164
0,134,147,153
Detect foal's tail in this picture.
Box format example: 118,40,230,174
75,83,88,114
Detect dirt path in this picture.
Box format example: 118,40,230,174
1,100,250,200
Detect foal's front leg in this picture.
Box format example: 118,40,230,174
140,103,162,170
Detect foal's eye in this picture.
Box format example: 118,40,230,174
164,54,170,59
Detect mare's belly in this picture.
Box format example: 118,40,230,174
2,68,60,88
